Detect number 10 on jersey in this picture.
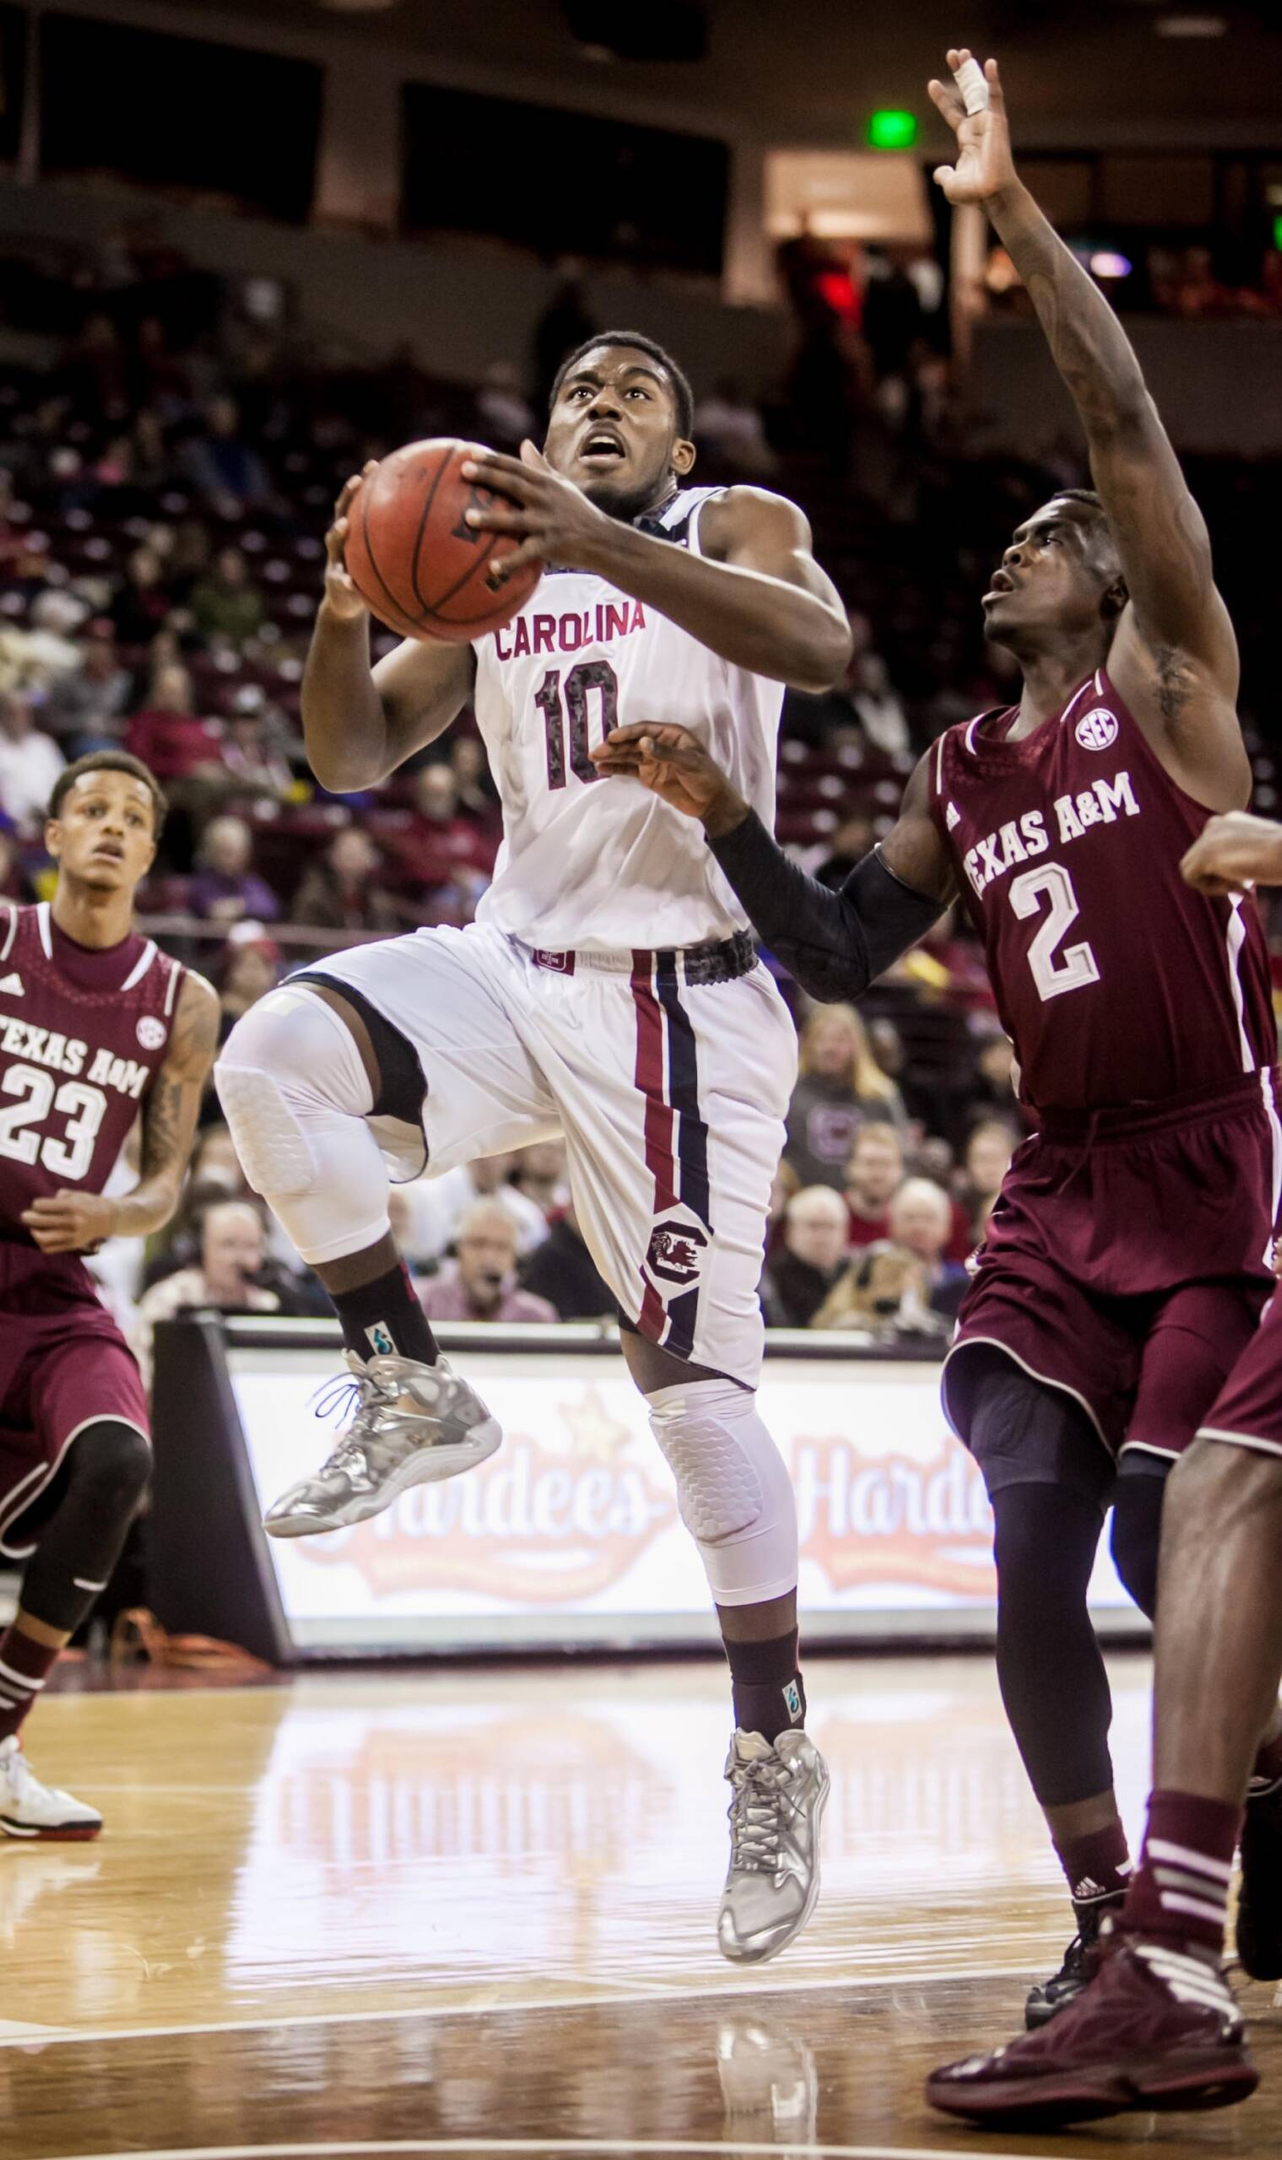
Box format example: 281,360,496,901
535,662,619,789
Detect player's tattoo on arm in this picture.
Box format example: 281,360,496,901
132,974,220,1223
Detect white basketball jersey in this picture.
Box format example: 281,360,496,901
471,486,786,953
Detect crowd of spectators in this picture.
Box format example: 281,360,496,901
3,260,1279,1360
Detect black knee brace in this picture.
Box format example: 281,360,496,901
20,1421,152,1634
1109,1456,1171,1620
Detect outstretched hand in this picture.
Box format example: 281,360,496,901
926,50,1015,207
590,722,749,835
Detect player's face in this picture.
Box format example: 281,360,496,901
46,772,157,895
981,500,1116,648
543,345,695,518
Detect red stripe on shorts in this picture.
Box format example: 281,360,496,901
631,951,675,1343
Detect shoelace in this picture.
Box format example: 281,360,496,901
308,1368,408,1479
728,1756,793,1871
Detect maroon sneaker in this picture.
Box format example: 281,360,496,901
925,1933,1257,2128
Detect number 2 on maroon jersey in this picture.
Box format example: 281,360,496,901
537,661,619,790
1009,862,1101,1002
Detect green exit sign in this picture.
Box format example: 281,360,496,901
1274,211,1282,251
868,109,918,151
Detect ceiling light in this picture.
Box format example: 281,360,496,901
1090,250,1133,279
1155,14,1228,35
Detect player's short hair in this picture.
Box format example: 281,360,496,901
49,750,168,838
550,331,695,439
1046,487,1123,579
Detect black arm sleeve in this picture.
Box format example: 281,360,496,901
708,809,945,1002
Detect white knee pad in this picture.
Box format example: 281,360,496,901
647,1378,798,1607
215,986,393,1266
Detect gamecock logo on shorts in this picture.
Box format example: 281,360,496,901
136,1015,166,1050
1075,707,1119,752
646,1217,709,1287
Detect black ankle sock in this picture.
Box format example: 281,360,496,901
330,1261,439,1366
723,1627,805,1744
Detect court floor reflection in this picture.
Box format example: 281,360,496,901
7,1655,1159,2038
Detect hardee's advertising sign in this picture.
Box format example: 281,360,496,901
296,1385,680,1605
242,1359,1004,1623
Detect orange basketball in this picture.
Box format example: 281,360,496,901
343,438,541,644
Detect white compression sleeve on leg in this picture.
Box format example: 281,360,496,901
215,985,394,1266
646,1377,799,1607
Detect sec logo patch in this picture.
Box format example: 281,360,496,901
1076,707,1119,752
136,1015,166,1050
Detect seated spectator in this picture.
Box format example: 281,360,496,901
190,815,282,924
786,1003,904,1189
448,734,500,824
509,1139,567,1223
766,1157,800,1253
419,1201,557,1325
385,766,496,897
844,1123,906,1247
814,813,876,890
849,652,912,764
125,663,223,782
190,547,265,645
214,925,282,1051
0,692,64,831
181,395,271,515
960,1028,1022,1133
134,1198,309,1381
693,378,777,476
811,1241,930,1337
293,826,400,934
778,613,881,750
886,1178,968,1320
475,361,536,449
0,826,36,904
520,1202,614,1321
43,627,131,749
400,1153,549,1263
956,1117,1018,1239
219,709,295,806
110,544,172,646
760,1186,850,1329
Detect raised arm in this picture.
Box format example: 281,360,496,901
463,446,851,693
302,469,476,792
591,726,950,1001
20,972,220,1254
930,52,1244,799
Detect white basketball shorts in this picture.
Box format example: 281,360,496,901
303,922,797,1387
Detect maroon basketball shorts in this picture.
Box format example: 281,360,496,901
0,1246,149,1560
1198,1287,1282,1461
944,1071,1281,1469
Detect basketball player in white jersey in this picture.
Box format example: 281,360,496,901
214,333,852,1961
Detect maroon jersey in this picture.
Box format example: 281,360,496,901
928,665,1274,1113
0,901,183,1233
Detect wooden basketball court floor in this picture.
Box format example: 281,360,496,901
5,1652,1281,2160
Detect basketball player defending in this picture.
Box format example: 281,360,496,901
0,752,218,1836
594,57,1282,2014
927,806,1282,2123
214,332,852,1961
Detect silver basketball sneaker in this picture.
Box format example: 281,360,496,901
717,1727,829,1964
263,1351,502,1538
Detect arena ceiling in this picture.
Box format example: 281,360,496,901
279,0,1282,142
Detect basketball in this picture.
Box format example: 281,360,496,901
343,437,541,644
